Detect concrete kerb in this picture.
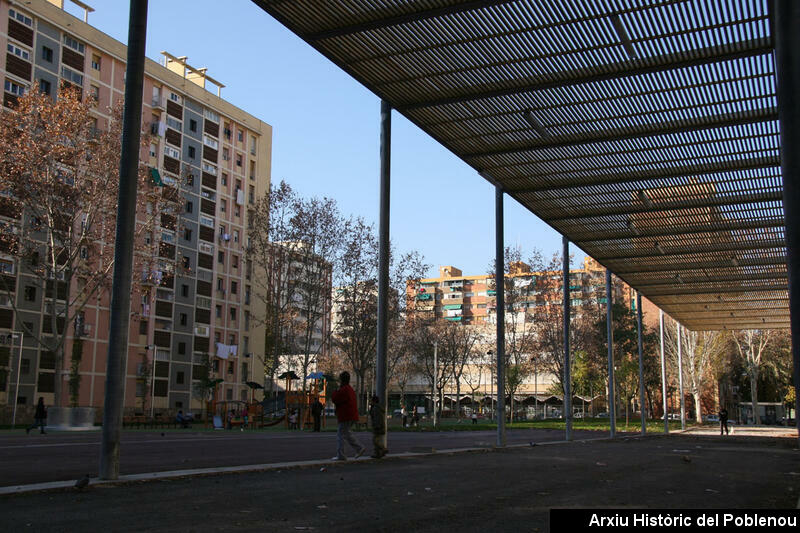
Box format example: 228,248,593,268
0,431,677,496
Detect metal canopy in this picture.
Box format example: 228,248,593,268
254,0,785,331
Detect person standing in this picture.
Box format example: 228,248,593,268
411,404,419,427
368,395,387,458
330,371,365,460
242,404,249,430
401,404,408,428
311,398,323,432
719,407,729,436
26,397,47,435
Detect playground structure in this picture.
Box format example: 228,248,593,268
281,371,327,430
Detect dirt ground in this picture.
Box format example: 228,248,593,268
1,433,797,532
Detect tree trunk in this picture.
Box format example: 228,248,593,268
693,392,702,424
750,374,760,425
456,381,462,420
53,344,65,408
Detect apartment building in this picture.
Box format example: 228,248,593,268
408,257,631,324
0,0,271,414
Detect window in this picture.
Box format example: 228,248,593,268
230,307,237,321
224,124,231,140
178,341,186,354
222,148,229,161
215,305,222,318
221,173,228,186
219,200,226,213
90,84,99,100
235,154,242,167
202,162,217,175
63,35,85,54
181,284,189,298
217,278,223,291
4,80,25,96
244,311,250,331
24,286,36,302
183,228,192,241
91,54,101,70
188,146,196,159
20,358,30,374
42,45,53,63
169,92,181,103
39,79,51,96
233,230,239,243
200,215,214,228
166,116,182,130
7,44,30,61
237,130,243,142
176,371,185,385
204,109,219,122
231,281,238,294
189,119,197,132
250,137,257,155
187,174,194,186
182,256,190,270
203,135,218,149
180,313,187,326
232,256,238,269
217,251,224,264
9,9,33,27
228,334,235,345
60,66,84,86
186,201,193,213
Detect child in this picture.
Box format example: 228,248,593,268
368,395,387,458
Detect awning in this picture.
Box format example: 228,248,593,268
149,167,163,186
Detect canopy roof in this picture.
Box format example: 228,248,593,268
254,0,786,331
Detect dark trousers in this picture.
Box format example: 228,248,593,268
720,420,729,435
28,418,46,433
313,415,321,432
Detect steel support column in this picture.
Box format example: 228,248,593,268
563,236,572,441
774,0,800,444
677,323,685,430
637,291,646,436
376,100,391,453
100,0,148,481
495,184,506,447
660,309,669,434
606,269,616,438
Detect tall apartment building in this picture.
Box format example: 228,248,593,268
0,0,271,414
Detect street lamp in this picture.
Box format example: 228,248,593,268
8,332,24,428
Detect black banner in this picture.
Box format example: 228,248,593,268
550,509,799,532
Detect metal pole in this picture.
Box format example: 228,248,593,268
11,332,23,428
774,0,800,445
605,269,615,438
433,341,438,428
660,309,669,433
376,99,391,451
495,184,506,447
562,236,572,441
677,323,685,430
636,292,646,435
99,0,148,481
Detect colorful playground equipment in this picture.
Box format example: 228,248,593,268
280,371,327,430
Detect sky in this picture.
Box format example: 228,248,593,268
80,0,583,278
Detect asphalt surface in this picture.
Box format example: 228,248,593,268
1,433,797,532
0,425,607,487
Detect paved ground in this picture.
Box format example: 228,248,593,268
0,433,797,532
0,426,607,487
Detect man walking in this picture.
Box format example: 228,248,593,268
26,397,47,435
331,371,365,460
311,397,323,432
719,407,729,436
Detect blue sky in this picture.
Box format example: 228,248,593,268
82,1,580,277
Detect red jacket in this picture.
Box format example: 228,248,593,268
331,384,359,422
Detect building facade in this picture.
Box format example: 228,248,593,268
0,0,271,415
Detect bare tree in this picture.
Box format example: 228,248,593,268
443,322,481,419
246,181,300,395
731,329,772,425
0,88,156,407
664,322,728,423
332,217,378,412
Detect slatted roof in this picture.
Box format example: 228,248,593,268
253,0,787,331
